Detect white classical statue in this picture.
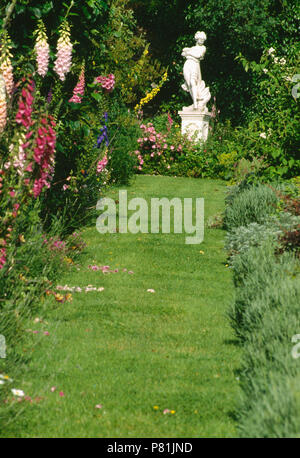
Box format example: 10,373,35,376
181,31,211,111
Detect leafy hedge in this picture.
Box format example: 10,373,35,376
224,183,279,230
226,182,300,437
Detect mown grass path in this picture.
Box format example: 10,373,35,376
9,176,240,437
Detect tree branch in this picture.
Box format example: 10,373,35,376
2,0,18,31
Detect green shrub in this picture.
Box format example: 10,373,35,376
226,180,300,437
278,226,300,258
1,214,60,364
236,43,300,179
0,202,86,431
109,112,140,185
224,184,278,230
241,270,300,341
236,276,300,437
134,117,242,179
225,222,279,258
225,212,300,259
237,372,300,438
228,242,297,340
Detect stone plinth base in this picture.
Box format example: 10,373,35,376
178,108,211,142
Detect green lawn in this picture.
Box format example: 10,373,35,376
3,175,241,438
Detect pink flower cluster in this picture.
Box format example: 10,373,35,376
0,32,14,97
69,66,85,103
134,123,181,171
12,136,27,176
0,80,58,270
10,80,39,183
35,40,49,78
32,116,56,198
15,80,34,129
54,21,73,82
167,112,173,131
134,150,144,170
88,264,134,274
1,59,14,97
35,22,50,77
94,74,115,92
0,247,6,270
0,76,6,133
27,330,50,336
43,236,66,253
96,154,108,174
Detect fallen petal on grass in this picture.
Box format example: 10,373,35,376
11,389,24,397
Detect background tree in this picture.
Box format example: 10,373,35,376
130,0,299,123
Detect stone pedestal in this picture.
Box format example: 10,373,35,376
178,108,211,142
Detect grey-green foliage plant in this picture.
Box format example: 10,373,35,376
228,241,298,340
237,274,300,437
225,211,300,258
239,269,300,341
229,240,300,437
224,183,278,230
225,222,280,258
225,178,300,437
237,372,300,438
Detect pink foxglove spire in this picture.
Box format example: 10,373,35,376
69,63,85,103
96,153,108,174
34,20,50,77
0,31,14,97
0,74,7,133
54,20,73,81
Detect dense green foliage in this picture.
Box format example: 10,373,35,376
226,180,300,437
131,0,299,122
224,184,279,229
0,0,299,438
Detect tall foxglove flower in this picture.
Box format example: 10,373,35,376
32,115,56,198
0,247,6,270
0,31,14,97
34,20,50,77
15,79,34,130
69,63,85,103
96,153,108,174
54,20,73,81
0,74,7,133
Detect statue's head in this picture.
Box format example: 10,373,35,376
195,31,206,44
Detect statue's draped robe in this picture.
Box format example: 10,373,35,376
182,45,206,100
